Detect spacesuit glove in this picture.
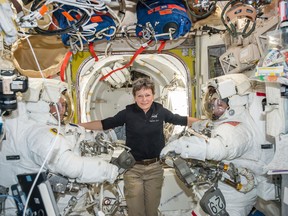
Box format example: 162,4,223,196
105,163,119,184
160,136,207,161
77,157,119,184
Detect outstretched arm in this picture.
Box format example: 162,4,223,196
161,122,253,162
78,120,103,130
187,117,200,127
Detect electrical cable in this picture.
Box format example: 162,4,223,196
34,8,90,35
16,33,62,216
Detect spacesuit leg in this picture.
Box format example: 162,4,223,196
218,181,257,216
2,198,18,216
255,197,280,216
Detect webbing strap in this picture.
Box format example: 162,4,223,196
192,211,198,216
60,50,73,81
157,40,166,53
100,40,153,81
89,42,98,61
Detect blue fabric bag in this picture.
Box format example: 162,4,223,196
136,0,192,41
53,5,116,46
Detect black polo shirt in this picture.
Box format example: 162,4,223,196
101,102,187,161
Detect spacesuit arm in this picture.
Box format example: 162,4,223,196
161,122,253,162
54,151,119,184
27,126,118,184
160,136,207,161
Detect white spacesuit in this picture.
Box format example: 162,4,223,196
161,74,275,216
0,78,119,215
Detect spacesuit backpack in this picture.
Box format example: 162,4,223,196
136,0,192,41
52,5,116,46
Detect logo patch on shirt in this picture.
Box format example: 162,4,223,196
150,113,159,122
151,113,158,118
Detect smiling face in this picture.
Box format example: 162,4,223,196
132,77,155,113
49,90,73,124
134,87,154,113
50,96,67,123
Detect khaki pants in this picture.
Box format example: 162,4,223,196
123,162,164,216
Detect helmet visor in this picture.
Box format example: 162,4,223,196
202,86,228,120
50,90,74,124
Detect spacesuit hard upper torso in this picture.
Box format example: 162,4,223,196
193,109,265,216
0,113,55,214
0,114,83,188
161,97,272,216
0,101,118,215
208,107,265,175
209,105,279,215
207,109,276,216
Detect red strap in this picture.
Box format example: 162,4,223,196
256,92,266,97
147,4,186,14
167,4,186,12
89,42,98,61
158,40,166,53
62,11,75,22
60,51,73,81
225,121,240,126
100,40,153,81
191,211,198,216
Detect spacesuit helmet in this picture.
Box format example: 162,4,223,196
23,78,73,125
202,74,252,120
202,86,229,120
49,89,73,124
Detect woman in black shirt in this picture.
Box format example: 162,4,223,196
79,77,198,216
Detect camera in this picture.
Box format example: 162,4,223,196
0,69,28,112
